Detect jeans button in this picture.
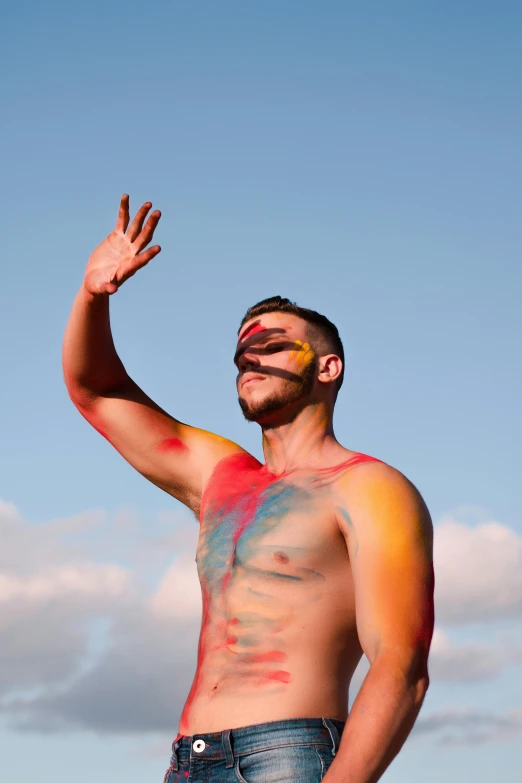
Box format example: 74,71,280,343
193,739,206,753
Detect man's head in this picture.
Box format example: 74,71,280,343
235,296,344,425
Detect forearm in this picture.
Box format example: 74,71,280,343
62,286,129,399
324,656,429,783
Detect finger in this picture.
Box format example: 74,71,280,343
115,194,130,233
117,246,161,286
134,245,161,268
127,201,152,242
132,210,161,253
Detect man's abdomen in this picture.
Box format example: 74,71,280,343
178,581,361,734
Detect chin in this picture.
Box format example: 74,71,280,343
237,393,271,423
238,390,304,425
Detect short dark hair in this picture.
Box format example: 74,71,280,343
238,296,345,392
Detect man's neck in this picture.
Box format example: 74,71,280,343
261,401,339,475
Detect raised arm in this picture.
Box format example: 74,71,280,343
62,195,245,514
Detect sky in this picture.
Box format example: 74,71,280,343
1,1,521,781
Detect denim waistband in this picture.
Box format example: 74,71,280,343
168,717,345,771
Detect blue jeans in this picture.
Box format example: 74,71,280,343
163,717,345,782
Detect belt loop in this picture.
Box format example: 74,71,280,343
322,718,340,756
170,739,180,772
222,729,234,769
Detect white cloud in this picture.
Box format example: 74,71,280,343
0,503,136,698
434,515,522,625
413,706,522,746
0,502,106,576
5,607,200,734
0,498,200,733
0,563,129,604
150,555,202,620
428,628,522,682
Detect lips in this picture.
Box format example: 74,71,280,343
241,374,265,389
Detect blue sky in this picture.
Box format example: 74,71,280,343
1,2,521,782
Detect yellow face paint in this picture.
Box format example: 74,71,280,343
289,340,315,372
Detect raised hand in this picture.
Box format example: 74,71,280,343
83,194,162,296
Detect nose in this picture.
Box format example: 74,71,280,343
238,349,260,373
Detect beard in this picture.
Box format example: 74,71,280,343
238,359,316,423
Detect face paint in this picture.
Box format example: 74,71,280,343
289,340,315,373
237,335,317,423
237,321,267,344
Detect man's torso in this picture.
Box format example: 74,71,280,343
178,450,380,734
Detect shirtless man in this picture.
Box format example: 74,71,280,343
62,195,434,783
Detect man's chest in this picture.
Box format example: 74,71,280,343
196,461,346,591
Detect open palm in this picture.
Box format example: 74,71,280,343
83,194,161,295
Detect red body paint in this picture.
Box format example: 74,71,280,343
157,437,188,452
180,455,276,731
226,633,238,645
266,670,292,683
84,407,110,441
319,453,382,475
247,650,287,664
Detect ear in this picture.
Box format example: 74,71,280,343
317,354,343,386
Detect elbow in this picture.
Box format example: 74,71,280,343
64,382,98,411
410,651,430,704
377,649,430,704
414,671,429,704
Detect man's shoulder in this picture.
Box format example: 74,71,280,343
332,449,413,488
325,449,398,488
332,452,431,533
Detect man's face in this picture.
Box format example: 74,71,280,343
234,313,317,424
